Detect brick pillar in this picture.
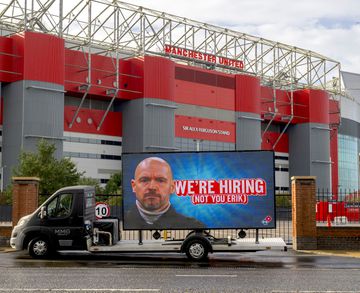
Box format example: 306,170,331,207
12,177,40,227
291,176,317,250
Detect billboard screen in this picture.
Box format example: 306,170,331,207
122,151,275,230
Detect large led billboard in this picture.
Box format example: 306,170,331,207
122,151,275,230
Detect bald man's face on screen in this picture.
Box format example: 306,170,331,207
131,157,175,212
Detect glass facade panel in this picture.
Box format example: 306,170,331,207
338,134,359,190
175,137,236,152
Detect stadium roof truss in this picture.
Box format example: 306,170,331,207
0,0,341,95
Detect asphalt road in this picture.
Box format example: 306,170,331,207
0,249,360,292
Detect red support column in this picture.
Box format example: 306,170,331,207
235,74,261,114
144,55,175,101
234,74,261,150
22,31,65,85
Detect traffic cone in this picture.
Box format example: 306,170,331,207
327,214,332,227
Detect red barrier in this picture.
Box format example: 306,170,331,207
316,201,360,223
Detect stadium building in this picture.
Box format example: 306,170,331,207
0,0,355,194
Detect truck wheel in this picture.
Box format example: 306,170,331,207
185,239,209,261
28,237,51,258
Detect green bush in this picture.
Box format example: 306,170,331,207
275,194,291,208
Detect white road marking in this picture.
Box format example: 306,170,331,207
272,291,359,293
0,289,160,292
176,274,237,278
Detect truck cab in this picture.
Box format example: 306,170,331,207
10,186,96,258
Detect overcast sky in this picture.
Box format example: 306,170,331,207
125,0,360,74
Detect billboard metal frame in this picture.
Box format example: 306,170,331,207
121,150,276,230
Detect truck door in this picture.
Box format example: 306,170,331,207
44,192,84,250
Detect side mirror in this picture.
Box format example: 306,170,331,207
40,206,47,219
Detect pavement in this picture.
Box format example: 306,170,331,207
300,249,360,258
0,247,13,253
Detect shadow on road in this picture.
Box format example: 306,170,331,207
11,250,286,269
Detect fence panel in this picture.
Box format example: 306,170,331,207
239,194,292,245
97,193,293,245
0,205,12,222
316,189,360,225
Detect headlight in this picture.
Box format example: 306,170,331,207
17,215,30,226
18,219,26,226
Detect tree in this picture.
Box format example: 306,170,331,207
13,139,83,202
96,173,122,207
0,190,12,205
104,172,122,195
78,176,104,194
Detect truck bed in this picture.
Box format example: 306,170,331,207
88,237,287,253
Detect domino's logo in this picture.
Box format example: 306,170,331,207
262,215,272,226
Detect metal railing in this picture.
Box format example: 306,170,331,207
100,193,293,245
0,193,293,244
0,205,11,222
316,189,360,225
